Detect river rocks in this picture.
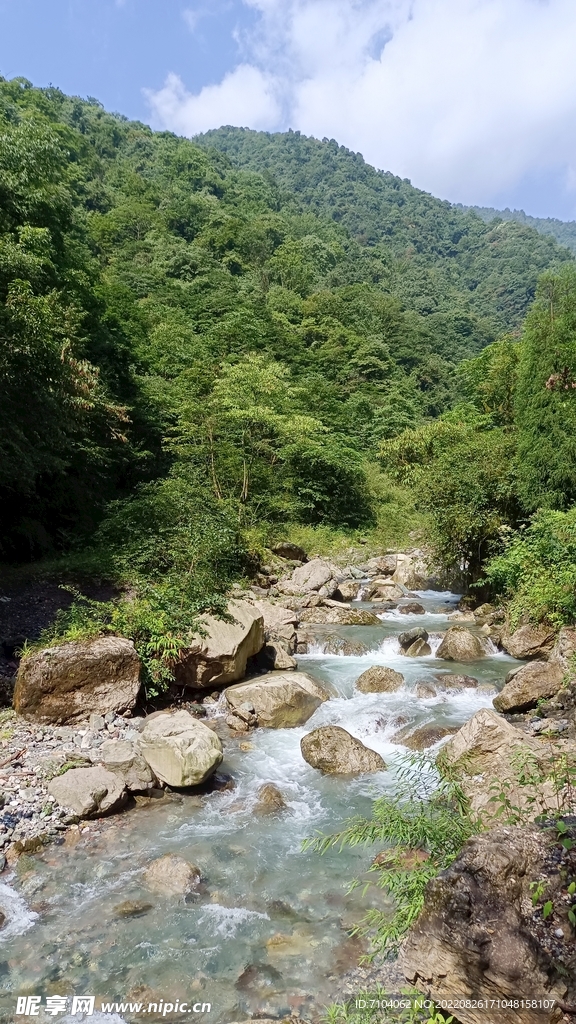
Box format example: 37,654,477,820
400,825,575,1024
298,606,380,625
334,581,361,602
255,783,287,814
173,600,264,690
391,550,430,589
300,726,386,774
436,627,485,662
355,666,404,693
435,673,479,690
367,553,398,577
493,660,565,713
256,642,297,671
99,739,156,791
225,671,329,728
144,853,202,896
397,601,425,615
439,708,558,820
138,711,223,787
398,627,428,650
415,682,437,698
403,638,432,657
113,900,153,918
47,765,127,818
395,723,458,750
13,637,141,724
288,558,333,592
271,542,307,561
549,625,576,668
366,580,405,602
501,623,556,660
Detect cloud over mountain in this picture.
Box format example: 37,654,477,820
146,0,576,213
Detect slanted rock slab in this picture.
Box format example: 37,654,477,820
501,624,556,660
225,671,329,728
493,660,565,713
439,708,562,820
138,710,223,787
13,636,141,724
47,766,127,818
174,600,264,689
400,826,575,1023
355,666,404,693
301,725,386,774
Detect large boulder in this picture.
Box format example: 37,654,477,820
144,854,202,896
549,625,576,668
13,637,141,724
300,725,386,773
224,671,329,728
355,666,404,693
398,627,429,650
98,739,156,791
493,660,565,713
174,600,264,689
391,550,430,589
271,542,307,562
400,826,575,1023
138,710,223,787
334,580,361,602
501,624,555,660
47,765,127,818
366,579,405,602
289,558,333,592
439,708,560,820
435,626,485,662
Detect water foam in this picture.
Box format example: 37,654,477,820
0,880,38,941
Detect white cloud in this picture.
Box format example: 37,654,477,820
145,0,576,211
145,66,281,135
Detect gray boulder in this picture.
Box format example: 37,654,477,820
138,710,223,787
355,666,404,693
14,636,141,724
174,600,264,689
99,739,156,791
493,660,565,713
300,725,386,774
436,626,485,662
398,627,429,649
501,624,556,660
403,638,432,657
225,671,329,728
289,558,333,592
47,766,127,818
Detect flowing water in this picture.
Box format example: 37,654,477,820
0,591,521,1023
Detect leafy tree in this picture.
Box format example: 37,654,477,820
514,266,576,510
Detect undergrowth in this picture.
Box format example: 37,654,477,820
303,754,479,959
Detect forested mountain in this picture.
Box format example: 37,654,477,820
456,203,576,255
2,77,576,642
195,127,572,331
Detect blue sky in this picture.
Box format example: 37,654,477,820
1,0,576,221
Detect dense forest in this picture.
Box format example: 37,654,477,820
456,203,576,255
3,79,576,668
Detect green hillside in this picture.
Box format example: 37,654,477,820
195,127,572,331
456,203,576,255
3,78,576,667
